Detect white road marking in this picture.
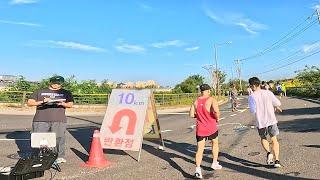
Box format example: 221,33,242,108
218,123,244,127
230,114,237,117
219,117,225,121
189,125,196,129
158,112,189,115
239,109,246,113
0,139,29,141
161,130,173,133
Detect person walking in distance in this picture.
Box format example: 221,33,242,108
27,75,73,164
276,83,283,98
231,84,238,112
248,77,282,168
281,83,287,97
189,84,222,179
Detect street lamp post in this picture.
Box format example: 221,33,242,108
214,41,232,97
214,44,218,96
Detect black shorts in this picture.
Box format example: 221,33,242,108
196,131,218,142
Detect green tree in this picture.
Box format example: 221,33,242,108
63,75,78,92
218,70,227,85
9,76,33,91
173,75,204,93
98,79,112,94
296,65,320,87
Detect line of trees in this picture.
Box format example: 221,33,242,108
7,65,319,97
9,75,113,94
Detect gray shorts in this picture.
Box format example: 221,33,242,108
258,124,279,139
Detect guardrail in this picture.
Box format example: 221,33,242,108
0,91,200,106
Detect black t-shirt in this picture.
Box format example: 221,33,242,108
29,88,74,122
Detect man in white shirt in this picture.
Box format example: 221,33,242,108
248,77,282,168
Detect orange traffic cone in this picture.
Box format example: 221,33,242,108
81,130,110,168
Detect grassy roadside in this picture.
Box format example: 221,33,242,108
0,96,228,114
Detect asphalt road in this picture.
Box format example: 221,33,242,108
0,96,319,180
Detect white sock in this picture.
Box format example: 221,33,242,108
196,166,201,173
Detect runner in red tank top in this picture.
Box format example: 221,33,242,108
189,84,222,179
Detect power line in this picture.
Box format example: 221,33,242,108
261,20,318,55
253,48,320,76
261,40,320,69
266,50,302,68
240,11,318,61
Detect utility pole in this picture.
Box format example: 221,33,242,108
213,41,232,96
214,44,218,97
235,59,243,95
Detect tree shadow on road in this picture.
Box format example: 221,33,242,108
293,97,320,105
278,117,320,133
147,139,312,180
67,116,102,126
280,107,320,116
142,143,196,179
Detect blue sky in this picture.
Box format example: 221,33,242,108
1,0,320,86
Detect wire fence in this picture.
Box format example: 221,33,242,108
0,91,200,106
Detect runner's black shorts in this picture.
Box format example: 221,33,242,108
196,131,218,142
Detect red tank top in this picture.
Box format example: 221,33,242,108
196,97,218,136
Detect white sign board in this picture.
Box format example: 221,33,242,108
100,89,151,151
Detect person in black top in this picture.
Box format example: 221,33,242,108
27,75,73,164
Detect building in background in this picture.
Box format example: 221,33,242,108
0,75,18,91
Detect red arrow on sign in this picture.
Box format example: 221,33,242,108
109,108,137,135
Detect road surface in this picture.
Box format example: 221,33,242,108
0,96,319,179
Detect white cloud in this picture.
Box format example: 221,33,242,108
185,46,199,52
151,40,186,48
204,7,267,34
139,3,152,10
302,42,320,53
10,0,37,5
29,40,106,52
0,19,42,27
311,0,320,9
115,43,146,54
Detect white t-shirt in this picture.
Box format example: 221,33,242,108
248,89,281,129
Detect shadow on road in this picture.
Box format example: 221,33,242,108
67,116,102,126
280,107,320,116
302,145,320,149
219,152,272,169
143,143,195,179
67,126,128,163
145,139,312,180
278,117,320,133
293,97,320,105
5,131,32,159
